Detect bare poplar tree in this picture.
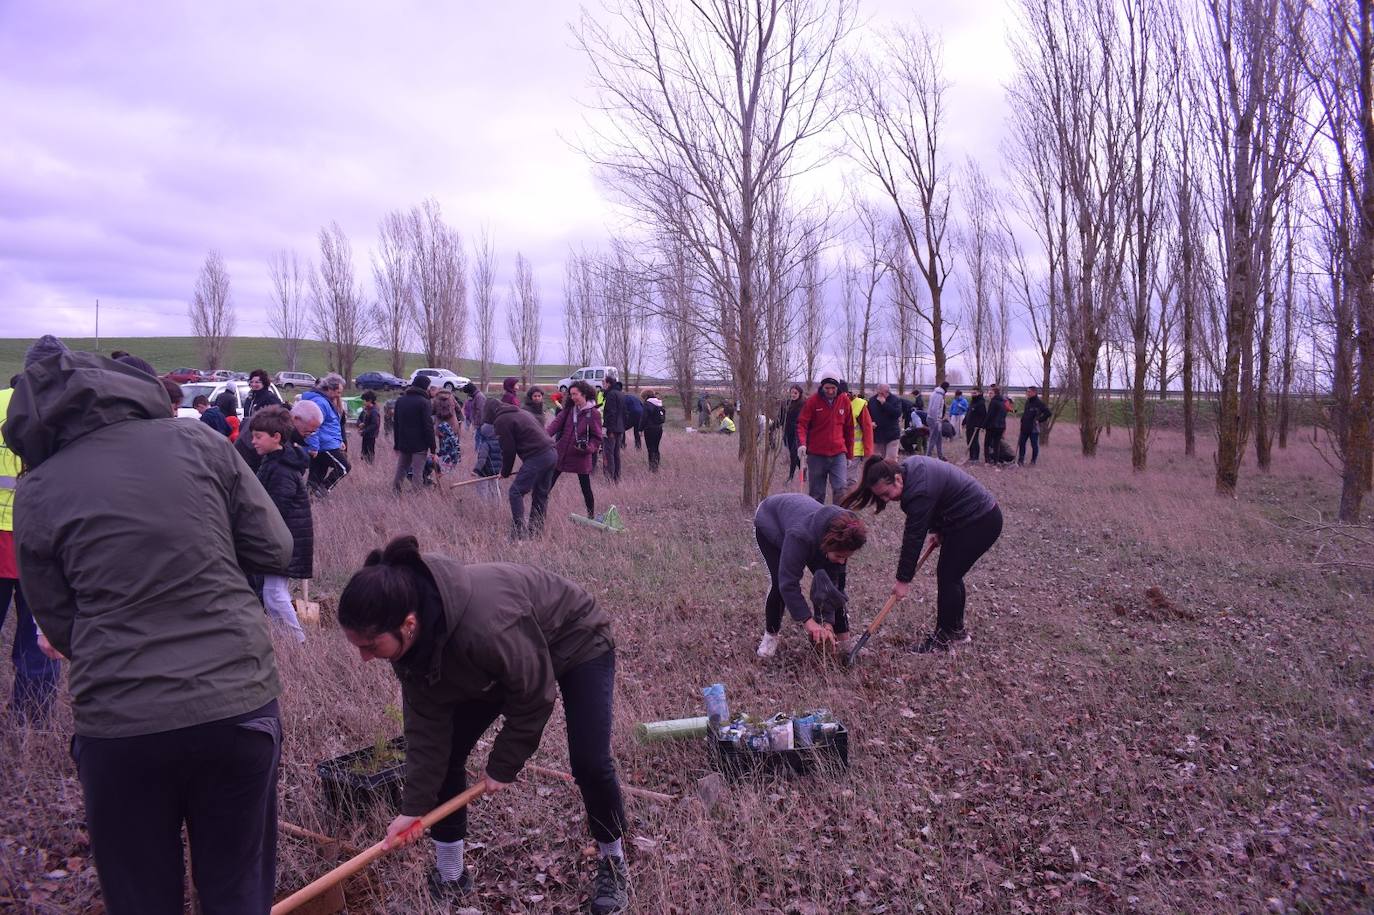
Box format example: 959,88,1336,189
268,250,309,372
408,199,467,370
960,160,1004,389
563,250,588,368
373,209,412,377
1010,0,1132,456
311,221,367,383
1199,0,1308,494
846,26,955,382
1120,0,1174,471
1305,0,1373,520
507,252,542,384
471,227,498,388
660,235,703,419
797,248,828,389
842,197,891,392
576,0,854,508
189,250,234,370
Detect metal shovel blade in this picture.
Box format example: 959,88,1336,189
843,631,872,668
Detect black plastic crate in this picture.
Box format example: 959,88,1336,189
708,724,849,780
317,736,406,819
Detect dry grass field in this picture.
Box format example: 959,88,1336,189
2,422,1372,914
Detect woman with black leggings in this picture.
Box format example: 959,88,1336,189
546,380,604,519
843,455,1002,653
336,535,630,913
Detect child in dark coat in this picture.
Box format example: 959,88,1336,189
358,391,381,463
250,406,313,643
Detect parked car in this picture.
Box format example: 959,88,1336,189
164,367,204,384
355,371,406,391
409,368,469,391
557,365,618,392
176,380,281,421
275,371,317,390
205,369,235,382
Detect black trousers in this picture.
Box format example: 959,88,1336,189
361,434,377,463
430,650,626,844
602,433,622,482
309,448,351,493
73,701,281,915
509,449,557,536
784,434,800,480
1017,430,1040,465
755,529,850,635
965,426,981,462
982,429,1004,464
934,507,1003,633
644,427,663,471
551,469,596,516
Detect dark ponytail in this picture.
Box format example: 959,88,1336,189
337,535,427,636
840,456,901,514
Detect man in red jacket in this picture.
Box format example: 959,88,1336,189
796,373,854,504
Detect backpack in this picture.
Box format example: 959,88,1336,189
941,419,955,439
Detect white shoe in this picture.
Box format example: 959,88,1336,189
756,632,781,659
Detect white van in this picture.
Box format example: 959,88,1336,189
557,366,619,392
176,380,281,420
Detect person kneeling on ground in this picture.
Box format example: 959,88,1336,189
337,535,631,914
842,455,1002,654
753,493,868,659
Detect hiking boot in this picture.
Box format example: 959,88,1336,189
912,628,971,654
756,632,781,659
588,855,629,915
426,868,473,902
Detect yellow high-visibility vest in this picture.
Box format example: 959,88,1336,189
851,397,867,458
0,388,18,533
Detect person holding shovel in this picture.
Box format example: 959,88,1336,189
336,535,630,914
753,493,869,659
842,455,1002,653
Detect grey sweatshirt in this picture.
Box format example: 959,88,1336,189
895,456,998,581
754,493,855,625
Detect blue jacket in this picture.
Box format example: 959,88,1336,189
949,396,969,418
302,390,344,451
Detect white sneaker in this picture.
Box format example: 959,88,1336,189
756,632,781,658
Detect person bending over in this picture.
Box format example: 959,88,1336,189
842,455,1002,653
337,535,630,914
753,493,868,659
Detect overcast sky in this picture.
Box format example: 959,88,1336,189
0,0,1018,375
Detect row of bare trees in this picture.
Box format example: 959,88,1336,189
257,209,537,388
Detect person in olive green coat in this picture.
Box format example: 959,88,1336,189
337,535,630,914
5,347,293,915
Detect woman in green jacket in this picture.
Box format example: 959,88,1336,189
337,536,630,914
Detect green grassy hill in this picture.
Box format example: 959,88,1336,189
0,337,574,388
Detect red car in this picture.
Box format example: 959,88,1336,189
163,367,204,384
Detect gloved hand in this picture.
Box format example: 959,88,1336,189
797,445,807,460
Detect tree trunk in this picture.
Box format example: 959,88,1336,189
1078,345,1099,457
929,283,946,381
1131,335,1148,471
1254,287,1275,470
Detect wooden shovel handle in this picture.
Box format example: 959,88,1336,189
449,474,495,489
270,782,487,915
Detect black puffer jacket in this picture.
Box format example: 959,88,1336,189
986,394,1007,432
256,443,313,579
966,394,988,431
244,387,282,419
601,383,626,434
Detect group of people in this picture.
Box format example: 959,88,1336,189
370,367,667,539
1,341,1028,915
778,374,1057,500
